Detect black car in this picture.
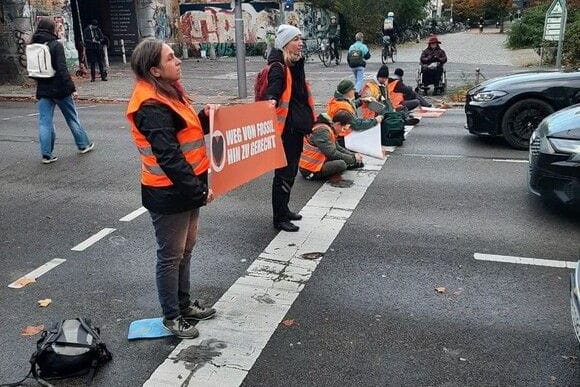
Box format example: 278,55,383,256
529,104,580,207
465,71,580,149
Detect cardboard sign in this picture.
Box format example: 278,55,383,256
209,102,287,197
344,124,384,160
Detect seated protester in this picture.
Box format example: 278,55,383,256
299,112,363,181
359,65,390,118
388,69,420,112
420,36,447,87
391,68,432,108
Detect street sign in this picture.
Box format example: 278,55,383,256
543,0,567,41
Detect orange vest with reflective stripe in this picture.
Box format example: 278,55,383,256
275,66,316,134
126,81,209,187
360,81,381,119
299,124,335,173
326,98,356,119
387,80,404,109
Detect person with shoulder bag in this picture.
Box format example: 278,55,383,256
126,39,217,339
264,24,316,232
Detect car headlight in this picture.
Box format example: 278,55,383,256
471,90,507,102
549,138,580,155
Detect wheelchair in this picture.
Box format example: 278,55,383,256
415,63,446,96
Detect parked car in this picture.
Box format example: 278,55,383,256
528,104,580,208
465,71,580,149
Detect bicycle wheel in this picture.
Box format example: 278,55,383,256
381,47,388,64
391,47,396,63
321,49,331,67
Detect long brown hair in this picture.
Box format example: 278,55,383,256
130,39,183,101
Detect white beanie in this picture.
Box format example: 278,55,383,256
274,24,302,49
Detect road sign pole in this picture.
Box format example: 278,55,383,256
235,0,247,98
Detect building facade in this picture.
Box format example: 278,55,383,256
0,0,334,83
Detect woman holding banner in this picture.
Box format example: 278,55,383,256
265,24,316,232
126,39,216,339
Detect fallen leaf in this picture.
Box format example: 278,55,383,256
435,286,447,294
21,325,44,337
37,299,52,307
11,277,36,288
459,357,467,362
281,319,295,327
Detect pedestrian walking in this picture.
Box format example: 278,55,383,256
30,17,94,164
347,32,370,95
126,38,216,339
264,24,315,232
83,19,107,82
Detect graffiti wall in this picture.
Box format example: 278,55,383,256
178,1,336,57
0,0,78,83
136,0,179,41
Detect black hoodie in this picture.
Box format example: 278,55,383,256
264,49,314,134
30,29,76,99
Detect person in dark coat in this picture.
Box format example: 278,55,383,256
264,24,315,232
83,19,107,82
30,17,94,164
420,35,447,87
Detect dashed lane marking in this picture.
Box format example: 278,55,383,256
492,159,529,163
8,258,66,288
71,228,116,251
120,206,148,222
474,253,577,269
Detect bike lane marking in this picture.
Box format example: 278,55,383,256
120,206,148,222
474,253,576,269
8,258,66,289
71,228,116,251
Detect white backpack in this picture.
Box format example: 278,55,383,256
383,17,394,31
26,43,56,78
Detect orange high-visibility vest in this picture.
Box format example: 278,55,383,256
299,123,335,173
326,98,356,119
360,81,381,119
126,80,209,187
387,79,404,109
275,66,316,134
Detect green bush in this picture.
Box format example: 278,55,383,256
563,16,580,66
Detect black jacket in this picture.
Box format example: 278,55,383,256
31,29,76,99
264,49,314,134
133,102,211,214
83,25,106,50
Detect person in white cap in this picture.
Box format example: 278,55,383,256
263,24,316,232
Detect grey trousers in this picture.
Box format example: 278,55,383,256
150,208,199,319
300,160,348,180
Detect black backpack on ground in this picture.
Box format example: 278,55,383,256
1,318,112,386
379,101,406,147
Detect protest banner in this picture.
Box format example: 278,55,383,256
209,101,287,197
413,107,446,118
344,124,384,160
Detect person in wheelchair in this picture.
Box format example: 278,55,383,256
420,36,447,89
324,15,341,64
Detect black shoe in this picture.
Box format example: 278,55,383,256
101,78,108,81
181,300,216,321
274,221,299,232
405,117,420,126
287,211,302,221
90,79,95,82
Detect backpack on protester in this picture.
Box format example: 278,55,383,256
26,43,56,79
254,61,285,101
371,99,406,147
347,49,365,68
1,318,112,387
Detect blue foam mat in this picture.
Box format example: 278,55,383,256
128,317,173,340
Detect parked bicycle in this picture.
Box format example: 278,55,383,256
318,37,341,67
381,35,396,64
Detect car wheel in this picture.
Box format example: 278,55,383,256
501,99,554,150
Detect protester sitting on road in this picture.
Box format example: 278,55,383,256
299,112,363,181
126,38,217,339
30,17,95,164
265,24,315,233
389,68,432,109
327,79,383,132
420,36,447,87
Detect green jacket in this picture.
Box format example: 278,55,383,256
307,114,356,165
332,91,379,132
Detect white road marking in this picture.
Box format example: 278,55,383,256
71,228,116,251
27,113,38,117
492,159,528,163
8,258,66,288
143,158,388,386
120,206,148,222
474,253,577,269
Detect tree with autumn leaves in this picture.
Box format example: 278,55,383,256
442,0,512,22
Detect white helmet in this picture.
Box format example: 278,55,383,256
388,12,394,17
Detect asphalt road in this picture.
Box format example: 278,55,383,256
0,101,578,386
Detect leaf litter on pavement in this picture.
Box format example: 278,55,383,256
21,325,44,337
